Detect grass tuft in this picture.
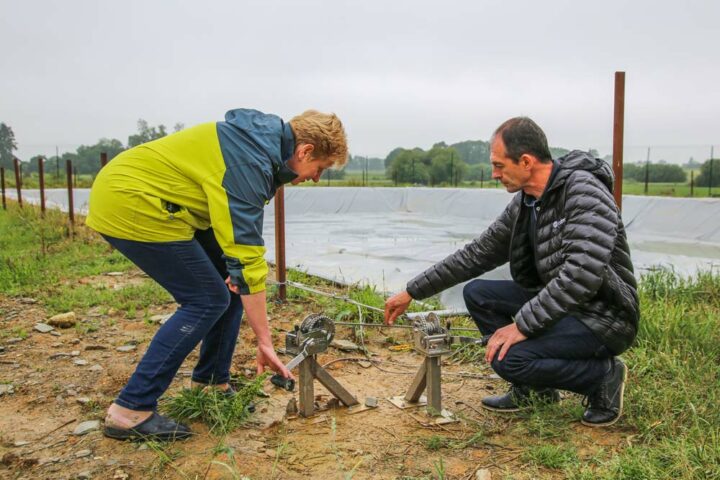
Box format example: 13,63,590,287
161,374,268,435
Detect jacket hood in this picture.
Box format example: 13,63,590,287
548,150,614,193
224,108,296,169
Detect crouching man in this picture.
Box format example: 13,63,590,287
384,117,638,427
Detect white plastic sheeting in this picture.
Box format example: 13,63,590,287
8,187,720,309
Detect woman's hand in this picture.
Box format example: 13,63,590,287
256,343,293,379
225,276,240,295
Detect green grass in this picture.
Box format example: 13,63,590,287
161,373,268,435
0,203,172,317
559,269,720,479
303,173,717,198
621,180,719,198
0,203,134,294
523,443,579,469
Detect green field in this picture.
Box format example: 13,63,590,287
5,169,720,199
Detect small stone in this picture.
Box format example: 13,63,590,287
331,339,360,352
75,450,92,458
34,323,54,333
137,444,148,451
286,398,298,415
19,297,37,304
0,384,14,396
48,312,77,328
73,420,100,435
49,331,61,337
51,343,62,348
116,345,136,352
74,359,88,366
85,345,107,351
364,397,378,408
358,360,372,368
265,449,276,458
105,459,118,466
77,471,92,479
476,468,492,480
38,457,60,465
89,364,103,372
71,350,81,356
150,314,171,324
13,441,30,447
67,389,78,396
77,397,92,405
49,352,71,359
105,272,124,277
112,469,129,480
5,337,24,344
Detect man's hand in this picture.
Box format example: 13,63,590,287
256,342,293,379
384,290,413,325
485,323,527,363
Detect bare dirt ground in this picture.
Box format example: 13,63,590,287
0,270,627,480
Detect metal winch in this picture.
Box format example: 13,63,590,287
271,314,359,417
390,313,490,422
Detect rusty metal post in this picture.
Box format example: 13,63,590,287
38,157,46,215
274,185,287,301
100,151,108,169
66,159,74,226
13,158,22,207
612,71,625,211
1,167,6,210
710,146,715,197
691,171,694,197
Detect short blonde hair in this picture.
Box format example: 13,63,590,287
289,110,348,167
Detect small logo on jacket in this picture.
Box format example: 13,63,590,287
552,218,566,232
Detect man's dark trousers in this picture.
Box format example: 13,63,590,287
463,279,611,395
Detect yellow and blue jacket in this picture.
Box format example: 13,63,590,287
86,109,298,295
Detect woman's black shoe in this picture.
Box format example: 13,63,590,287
103,412,192,441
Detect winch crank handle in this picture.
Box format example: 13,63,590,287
270,374,295,391
269,339,314,392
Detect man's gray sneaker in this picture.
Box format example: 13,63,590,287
581,357,628,427
481,384,560,412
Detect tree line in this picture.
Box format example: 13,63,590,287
2,120,718,187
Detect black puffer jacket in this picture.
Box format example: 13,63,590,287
407,151,639,354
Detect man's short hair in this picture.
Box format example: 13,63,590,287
289,110,348,167
492,117,552,164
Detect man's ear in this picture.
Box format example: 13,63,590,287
520,153,533,170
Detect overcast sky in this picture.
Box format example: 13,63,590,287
1,0,718,163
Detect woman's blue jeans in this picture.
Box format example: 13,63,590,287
463,279,611,395
102,229,243,411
